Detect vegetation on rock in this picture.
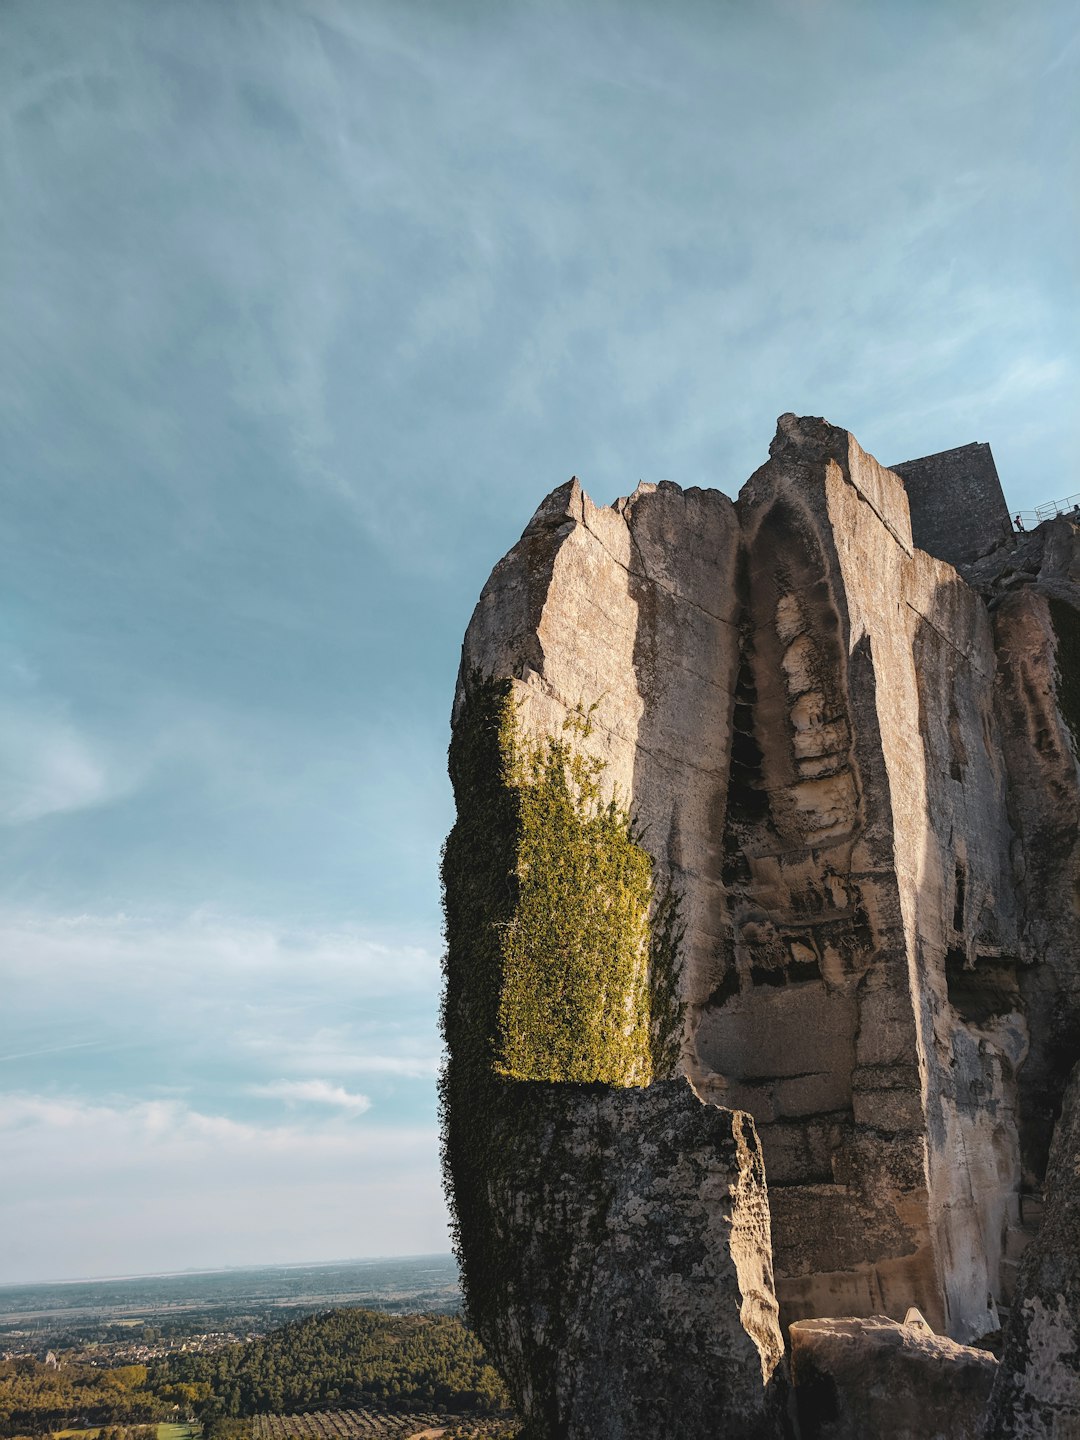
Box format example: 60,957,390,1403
439,673,685,1343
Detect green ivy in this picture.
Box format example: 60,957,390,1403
497,709,653,1085
439,672,685,1360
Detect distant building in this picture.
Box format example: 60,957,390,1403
890,441,1012,568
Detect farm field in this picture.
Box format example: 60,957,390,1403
50,1428,199,1440
253,1412,449,1439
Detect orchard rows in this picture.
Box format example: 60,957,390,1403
253,1409,449,1439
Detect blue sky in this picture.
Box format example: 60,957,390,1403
1,0,1077,1283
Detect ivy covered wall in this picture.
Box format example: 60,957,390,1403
439,673,685,1344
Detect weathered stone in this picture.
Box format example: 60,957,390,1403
790,1314,997,1439
970,529,1080,1189
477,1080,789,1440
983,1061,1080,1438
714,415,1023,1340
455,474,741,1029
442,414,1080,1435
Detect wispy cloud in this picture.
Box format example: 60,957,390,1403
0,908,439,993
0,1039,105,1065
0,702,125,824
1,908,442,1137
249,1078,372,1113
239,1027,441,1081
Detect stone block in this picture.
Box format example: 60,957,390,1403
477,1081,791,1440
790,1314,997,1439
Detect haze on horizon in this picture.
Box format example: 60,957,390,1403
2,0,1077,1285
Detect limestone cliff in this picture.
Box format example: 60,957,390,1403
441,415,1080,1439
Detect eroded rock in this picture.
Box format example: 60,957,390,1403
790,1314,997,1439
983,1061,1080,1438
477,1081,788,1440
442,415,1080,1438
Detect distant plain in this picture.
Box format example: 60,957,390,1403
0,1257,460,1348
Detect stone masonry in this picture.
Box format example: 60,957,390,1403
891,440,1013,568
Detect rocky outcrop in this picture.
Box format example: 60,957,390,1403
982,1061,1080,1438
442,415,1080,1438
790,1313,997,1439
474,1081,788,1440
718,416,1025,1341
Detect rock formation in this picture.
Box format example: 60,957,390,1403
441,415,1080,1439
982,1059,1080,1437
790,1312,997,1439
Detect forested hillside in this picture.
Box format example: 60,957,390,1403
0,1310,510,1436
157,1311,507,1421
0,1360,160,1435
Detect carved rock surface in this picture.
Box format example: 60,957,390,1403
443,415,1080,1437
790,1314,997,1439
455,473,741,1017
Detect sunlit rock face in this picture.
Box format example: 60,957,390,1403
442,415,1080,1439
714,416,1025,1343
790,1312,998,1440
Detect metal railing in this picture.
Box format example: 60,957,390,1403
1036,493,1080,521
1012,493,1080,531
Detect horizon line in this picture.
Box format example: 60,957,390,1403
0,1252,457,1293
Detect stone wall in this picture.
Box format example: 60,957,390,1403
890,441,1012,568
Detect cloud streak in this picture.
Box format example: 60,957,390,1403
0,907,443,1142
0,701,128,825
249,1079,372,1113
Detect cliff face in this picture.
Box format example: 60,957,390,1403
441,415,1080,1439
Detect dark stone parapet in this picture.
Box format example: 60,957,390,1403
890,440,1012,567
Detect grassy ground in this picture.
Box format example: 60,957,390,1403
51,1426,200,1440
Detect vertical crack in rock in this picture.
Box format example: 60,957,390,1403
442,416,1080,1439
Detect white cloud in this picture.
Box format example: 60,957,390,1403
0,908,439,995
0,702,122,823
1,907,442,1136
0,1092,375,1153
0,1091,449,1282
239,1027,441,1080
249,1078,372,1113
